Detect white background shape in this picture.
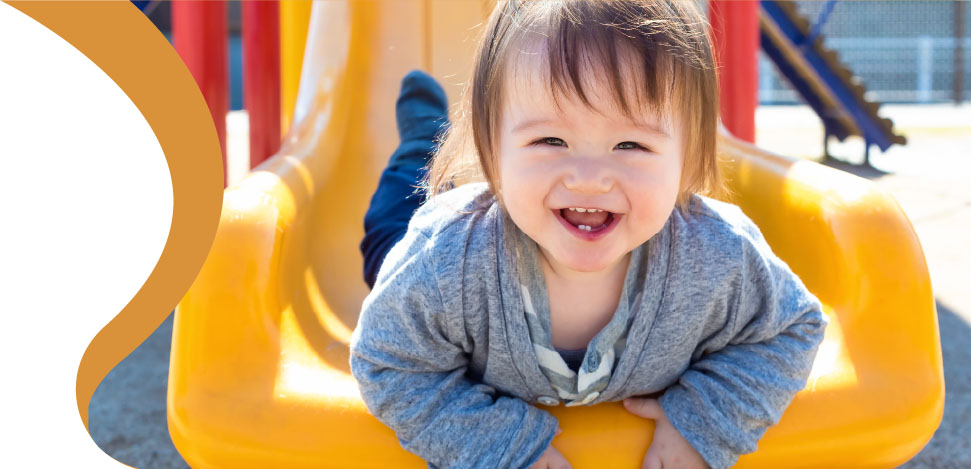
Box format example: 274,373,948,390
0,2,173,466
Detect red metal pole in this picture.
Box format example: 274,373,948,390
172,1,229,185
242,1,282,169
709,0,759,143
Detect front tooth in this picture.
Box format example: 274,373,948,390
595,209,603,212
576,208,587,213
568,207,577,211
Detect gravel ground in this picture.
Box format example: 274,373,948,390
88,106,970,467
89,313,187,468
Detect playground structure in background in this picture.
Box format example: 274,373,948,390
759,1,907,166
167,1,943,467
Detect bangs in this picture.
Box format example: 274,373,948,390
503,0,702,126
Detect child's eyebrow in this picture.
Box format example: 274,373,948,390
511,117,671,139
510,118,556,134
628,120,672,139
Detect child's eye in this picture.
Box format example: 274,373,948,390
533,137,567,147
615,141,649,151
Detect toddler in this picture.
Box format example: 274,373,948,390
351,1,828,468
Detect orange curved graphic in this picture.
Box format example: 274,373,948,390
7,1,224,432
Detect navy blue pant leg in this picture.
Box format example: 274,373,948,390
361,70,449,289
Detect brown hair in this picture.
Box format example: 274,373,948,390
423,0,723,212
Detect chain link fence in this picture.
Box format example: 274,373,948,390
760,0,971,104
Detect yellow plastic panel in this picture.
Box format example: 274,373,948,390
280,0,312,135
169,1,943,467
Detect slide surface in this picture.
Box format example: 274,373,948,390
168,1,943,467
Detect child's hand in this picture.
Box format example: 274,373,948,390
623,398,709,469
530,427,571,469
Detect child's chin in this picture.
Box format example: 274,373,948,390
559,253,614,274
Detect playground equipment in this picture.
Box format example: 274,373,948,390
759,0,907,165
171,0,292,184
168,1,943,467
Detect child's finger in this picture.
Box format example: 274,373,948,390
641,451,663,469
555,426,563,437
623,397,663,419
546,445,572,469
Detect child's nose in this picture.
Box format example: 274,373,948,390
563,157,613,194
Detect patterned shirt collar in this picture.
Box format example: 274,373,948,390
512,224,648,406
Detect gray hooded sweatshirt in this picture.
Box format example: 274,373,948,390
350,182,828,469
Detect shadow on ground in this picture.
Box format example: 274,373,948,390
88,300,968,468
820,156,889,180
89,312,187,469
902,300,971,468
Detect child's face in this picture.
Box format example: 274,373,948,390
496,58,683,275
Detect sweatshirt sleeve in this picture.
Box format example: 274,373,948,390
658,220,829,469
350,228,559,469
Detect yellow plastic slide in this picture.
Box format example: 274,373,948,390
168,2,943,467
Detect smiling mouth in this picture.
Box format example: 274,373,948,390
559,208,614,232
553,208,623,240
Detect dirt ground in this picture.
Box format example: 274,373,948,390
88,105,970,467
